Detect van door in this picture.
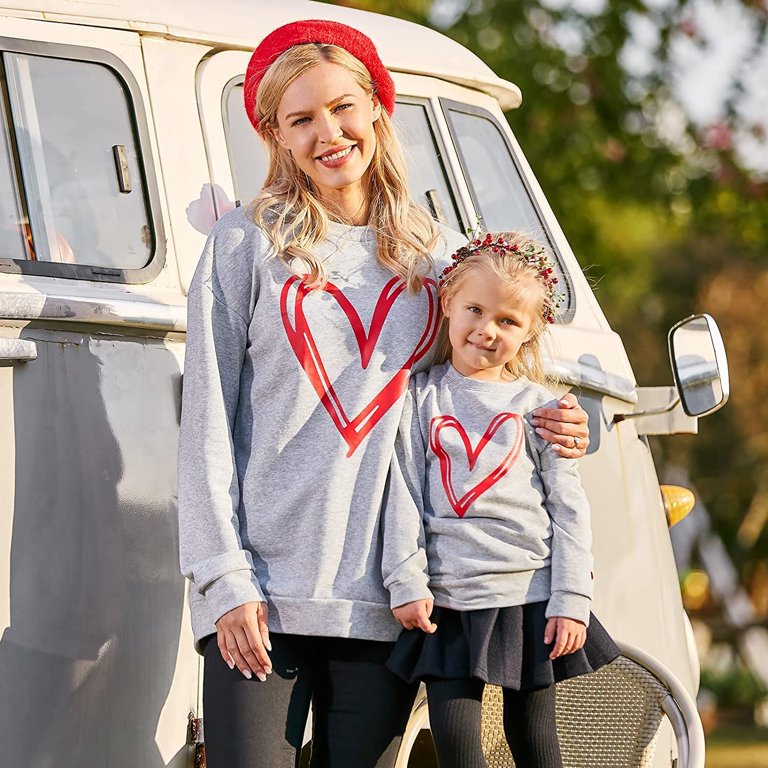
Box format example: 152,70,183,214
0,17,196,768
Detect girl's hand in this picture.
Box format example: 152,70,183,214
544,617,586,659
532,393,589,459
215,601,272,681
393,599,437,633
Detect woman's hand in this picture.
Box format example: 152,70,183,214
532,393,589,458
393,599,437,633
216,601,272,680
544,617,586,659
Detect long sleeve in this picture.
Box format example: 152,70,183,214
177,224,265,626
381,380,433,609
536,441,594,625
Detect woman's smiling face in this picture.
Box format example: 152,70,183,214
271,60,381,219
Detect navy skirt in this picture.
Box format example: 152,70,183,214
386,602,619,690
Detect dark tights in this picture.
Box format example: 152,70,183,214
426,678,563,768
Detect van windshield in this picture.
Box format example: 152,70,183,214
443,101,572,315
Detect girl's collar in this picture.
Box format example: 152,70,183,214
443,363,529,392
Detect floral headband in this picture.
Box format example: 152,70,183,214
439,232,565,324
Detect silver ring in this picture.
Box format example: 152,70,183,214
573,437,580,449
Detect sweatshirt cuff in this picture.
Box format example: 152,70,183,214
388,578,433,610
204,569,266,624
545,592,591,626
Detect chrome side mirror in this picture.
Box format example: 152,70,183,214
668,314,729,417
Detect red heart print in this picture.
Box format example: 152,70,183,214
430,412,525,517
281,275,439,457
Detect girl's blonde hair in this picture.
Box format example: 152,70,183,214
435,232,559,384
248,43,439,291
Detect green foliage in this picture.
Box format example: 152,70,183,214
701,665,768,710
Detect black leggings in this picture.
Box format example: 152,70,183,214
426,678,563,768
202,633,419,768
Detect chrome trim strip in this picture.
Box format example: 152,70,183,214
0,337,37,362
0,294,640,402
0,291,185,332
549,358,638,404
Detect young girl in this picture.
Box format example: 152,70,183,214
382,232,619,768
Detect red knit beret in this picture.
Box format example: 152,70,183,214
243,19,395,133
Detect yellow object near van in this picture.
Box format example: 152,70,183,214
0,2,728,766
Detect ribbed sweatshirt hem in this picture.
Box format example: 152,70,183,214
192,596,401,653
431,566,553,612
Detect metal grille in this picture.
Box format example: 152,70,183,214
481,657,668,767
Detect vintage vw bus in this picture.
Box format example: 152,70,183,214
0,1,727,766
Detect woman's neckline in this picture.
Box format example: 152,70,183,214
327,219,373,239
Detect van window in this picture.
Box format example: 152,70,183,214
223,85,461,230
442,100,573,314
224,81,268,206
0,95,28,261
0,42,160,281
392,100,461,232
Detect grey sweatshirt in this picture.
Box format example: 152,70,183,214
382,364,594,625
178,205,466,650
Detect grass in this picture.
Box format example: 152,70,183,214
705,724,768,768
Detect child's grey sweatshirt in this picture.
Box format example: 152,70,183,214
178,206,466,650
382,364,594,625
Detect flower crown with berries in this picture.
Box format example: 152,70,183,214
439,232,565,324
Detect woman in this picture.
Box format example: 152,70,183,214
178,19,590,768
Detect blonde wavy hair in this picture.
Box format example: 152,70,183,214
435,232,558,384
248,43,439,291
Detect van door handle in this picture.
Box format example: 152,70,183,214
0,338,38,365
113,145,132,193
425,189,447,224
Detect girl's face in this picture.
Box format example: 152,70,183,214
271,60,381,221
442,264,540,381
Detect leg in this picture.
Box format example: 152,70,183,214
426,678,487,768
203,633,314,768
309,637,419,768
502,685,563,768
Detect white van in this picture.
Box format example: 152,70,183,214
0,2,728,766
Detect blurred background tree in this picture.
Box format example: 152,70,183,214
324,0,768,601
